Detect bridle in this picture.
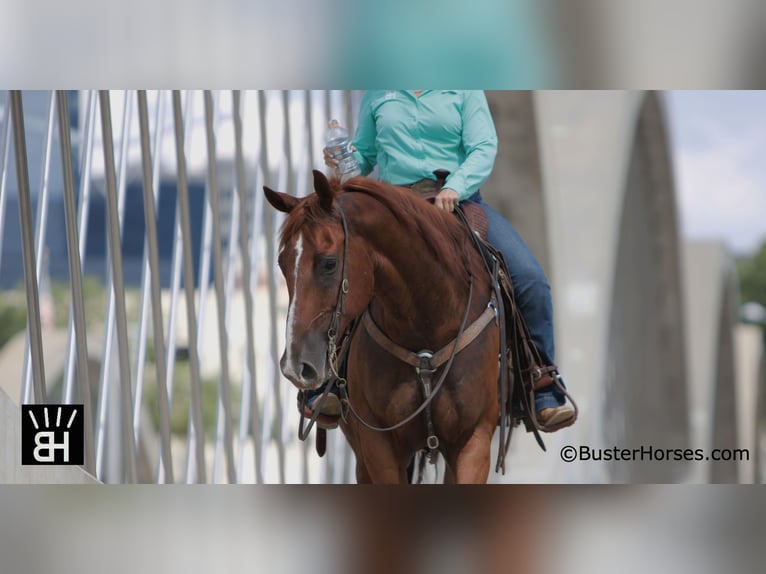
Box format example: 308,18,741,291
325,206,351,381
297,207,351,441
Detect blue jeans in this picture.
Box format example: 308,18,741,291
467,192,566,411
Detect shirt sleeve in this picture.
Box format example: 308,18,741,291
351,92,378,176
445,91,498,201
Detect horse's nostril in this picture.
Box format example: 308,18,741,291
300,362,318,383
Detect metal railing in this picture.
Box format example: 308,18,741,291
1,90,360,483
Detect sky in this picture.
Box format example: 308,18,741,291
665,91,766,257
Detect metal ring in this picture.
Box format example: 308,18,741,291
427,435,439,450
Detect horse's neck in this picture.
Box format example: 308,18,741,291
363,213,468,349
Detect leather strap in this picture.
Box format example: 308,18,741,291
527,364,560,391
454,204,518,470
360,297,497,372
340,279,477,434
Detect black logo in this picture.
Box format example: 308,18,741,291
21,404,84,465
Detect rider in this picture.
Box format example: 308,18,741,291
310,90,575,430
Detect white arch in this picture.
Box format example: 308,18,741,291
487,91,690,482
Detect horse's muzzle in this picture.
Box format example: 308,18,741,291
280,350,328,390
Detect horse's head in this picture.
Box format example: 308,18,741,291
264,170,374,390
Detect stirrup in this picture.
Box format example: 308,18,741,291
531,374,578,433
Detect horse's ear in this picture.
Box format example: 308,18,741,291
263,186,299,213
313,170,335,213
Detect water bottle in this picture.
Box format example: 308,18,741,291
325,119,361,182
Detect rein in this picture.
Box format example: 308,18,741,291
340,279,475,432
349,283,498,463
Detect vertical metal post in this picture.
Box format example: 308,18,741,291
195,169,213,369
181,92,206,485
9,91,47,404
0,96,13,272
279,90,296,467
62,90,96,405
324,90,332,126
222,182,241,479
98,90,137,483
136,90,175,483
304,90,316,176
202,90,237,483
258,90,286,483
171,90,207,483
157,90,192,483
192,93,214,481
233,91,263,483
56,90,96,475
131,90,166,451
94,91,133,481
300,90,315,482
247,180,266,477
35,92,55,277
21,92,55,404
342,89,354,139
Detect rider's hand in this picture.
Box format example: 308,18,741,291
323,144,356,170
323,147,339,169
434,188,459,212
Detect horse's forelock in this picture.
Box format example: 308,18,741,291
278,191,342,249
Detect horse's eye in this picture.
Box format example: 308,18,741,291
320,257,338,275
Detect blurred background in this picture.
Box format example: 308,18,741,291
0,89,763,485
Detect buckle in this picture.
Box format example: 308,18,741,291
487,300,498,321
415,351,436,376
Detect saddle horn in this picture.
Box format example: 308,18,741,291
432,169,450,192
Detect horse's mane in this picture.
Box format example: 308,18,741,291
279,177,471,271
342,178,470,266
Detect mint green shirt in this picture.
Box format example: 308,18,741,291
352,90,498,201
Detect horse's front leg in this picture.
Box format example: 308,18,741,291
354,435,408,484
452,423,494,484
355,458,372,483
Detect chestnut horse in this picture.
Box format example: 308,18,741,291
264,171,500,484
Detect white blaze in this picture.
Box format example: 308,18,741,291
285,233,303,365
